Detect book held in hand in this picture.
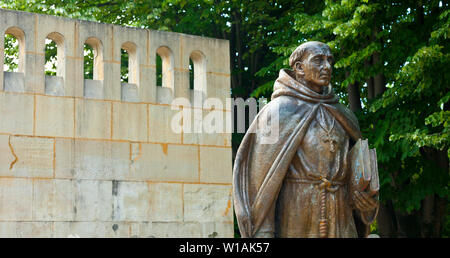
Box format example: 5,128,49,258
348,139,379,196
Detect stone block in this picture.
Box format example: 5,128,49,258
53,222,135,238
182,108,232,146
156,86,173,104
121,83,140,102
130,143,198,182
199,147,232,183
112,181,150,222
35,95,74,137
52,179,76,221
4,71,25,92
32,179,54,221
0,92,34,135
0,136,54,178
183,184,232,223
148,183,183,222
45,75,65,96
33,179,75,222
75,99,111,139
54,138,130,180
112,102,147,141
0,222,53,238
143,221,232,238
148,105,182,143
74,180,113,221
0,178,33,221
83,79,103,99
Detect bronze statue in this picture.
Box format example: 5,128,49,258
233,41,379,238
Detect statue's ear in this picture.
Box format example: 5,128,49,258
294,61,304,76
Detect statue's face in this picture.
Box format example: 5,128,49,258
297,45,333,88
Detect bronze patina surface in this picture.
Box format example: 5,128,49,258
233,41,379,238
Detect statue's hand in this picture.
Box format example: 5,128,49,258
352,190,378,212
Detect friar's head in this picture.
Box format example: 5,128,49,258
289,41,334,94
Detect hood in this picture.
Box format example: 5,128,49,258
271,69,339,104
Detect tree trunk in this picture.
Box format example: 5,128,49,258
373,50,386,97
233,10,243,89
346,72,362,112
364,58,375,99
377,200,397,237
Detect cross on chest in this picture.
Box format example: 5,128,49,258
316,115,338,153
322,133,338,153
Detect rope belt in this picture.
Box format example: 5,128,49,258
286,176,345,238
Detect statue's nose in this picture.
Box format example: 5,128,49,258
322,60,331,71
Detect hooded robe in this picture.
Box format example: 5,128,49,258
233,69,374,238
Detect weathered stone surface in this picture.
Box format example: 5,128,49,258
130,143,198,182
121,83,140,102
148,104,182,143
35,95,74,137
32,179,54,221
148,183,183,222
53,222,147,238
136,221,233,238
55,139,130,180
45,75,65,96
75,99,111,139
0,8,233,238
183,184,233,223
0,92,33,135
0,178,33,221
112,181,150,222
0,222,53,238
112,102,147,141
199,147,232,183
52,180,76,221
0,136,54,178
3,72,25,92
74,180,113,221
183,108,232,146
84,79,104,99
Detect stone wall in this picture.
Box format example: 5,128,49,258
0,8,232,237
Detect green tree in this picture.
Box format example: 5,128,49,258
255,0,449,237
1,0,448,237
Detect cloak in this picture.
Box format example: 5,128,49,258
233,69,363,238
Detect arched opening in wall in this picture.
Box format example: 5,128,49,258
83,38,103,80
189,50,207,93
45,39,57,76
3,27,25,92
120,42,139,102
44,32,65,96
83,44,94,80
121,48,128,83
189,58,194,90
156,53,162,87
156,46,174,104
121,42,137,84
83,38,103,98
3,27,25,73
45,32,64,76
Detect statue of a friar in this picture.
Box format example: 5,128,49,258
233,41,380,238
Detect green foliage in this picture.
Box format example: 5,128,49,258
44,40,57,76
83,44,94,80
3,34,18,72
255,0,449,222
120,49,129,83
1,0,448,237
156,54,162,87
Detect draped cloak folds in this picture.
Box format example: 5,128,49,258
233,69,365,238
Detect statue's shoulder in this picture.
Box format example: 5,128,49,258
264,95,311,115
334,102,360,129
